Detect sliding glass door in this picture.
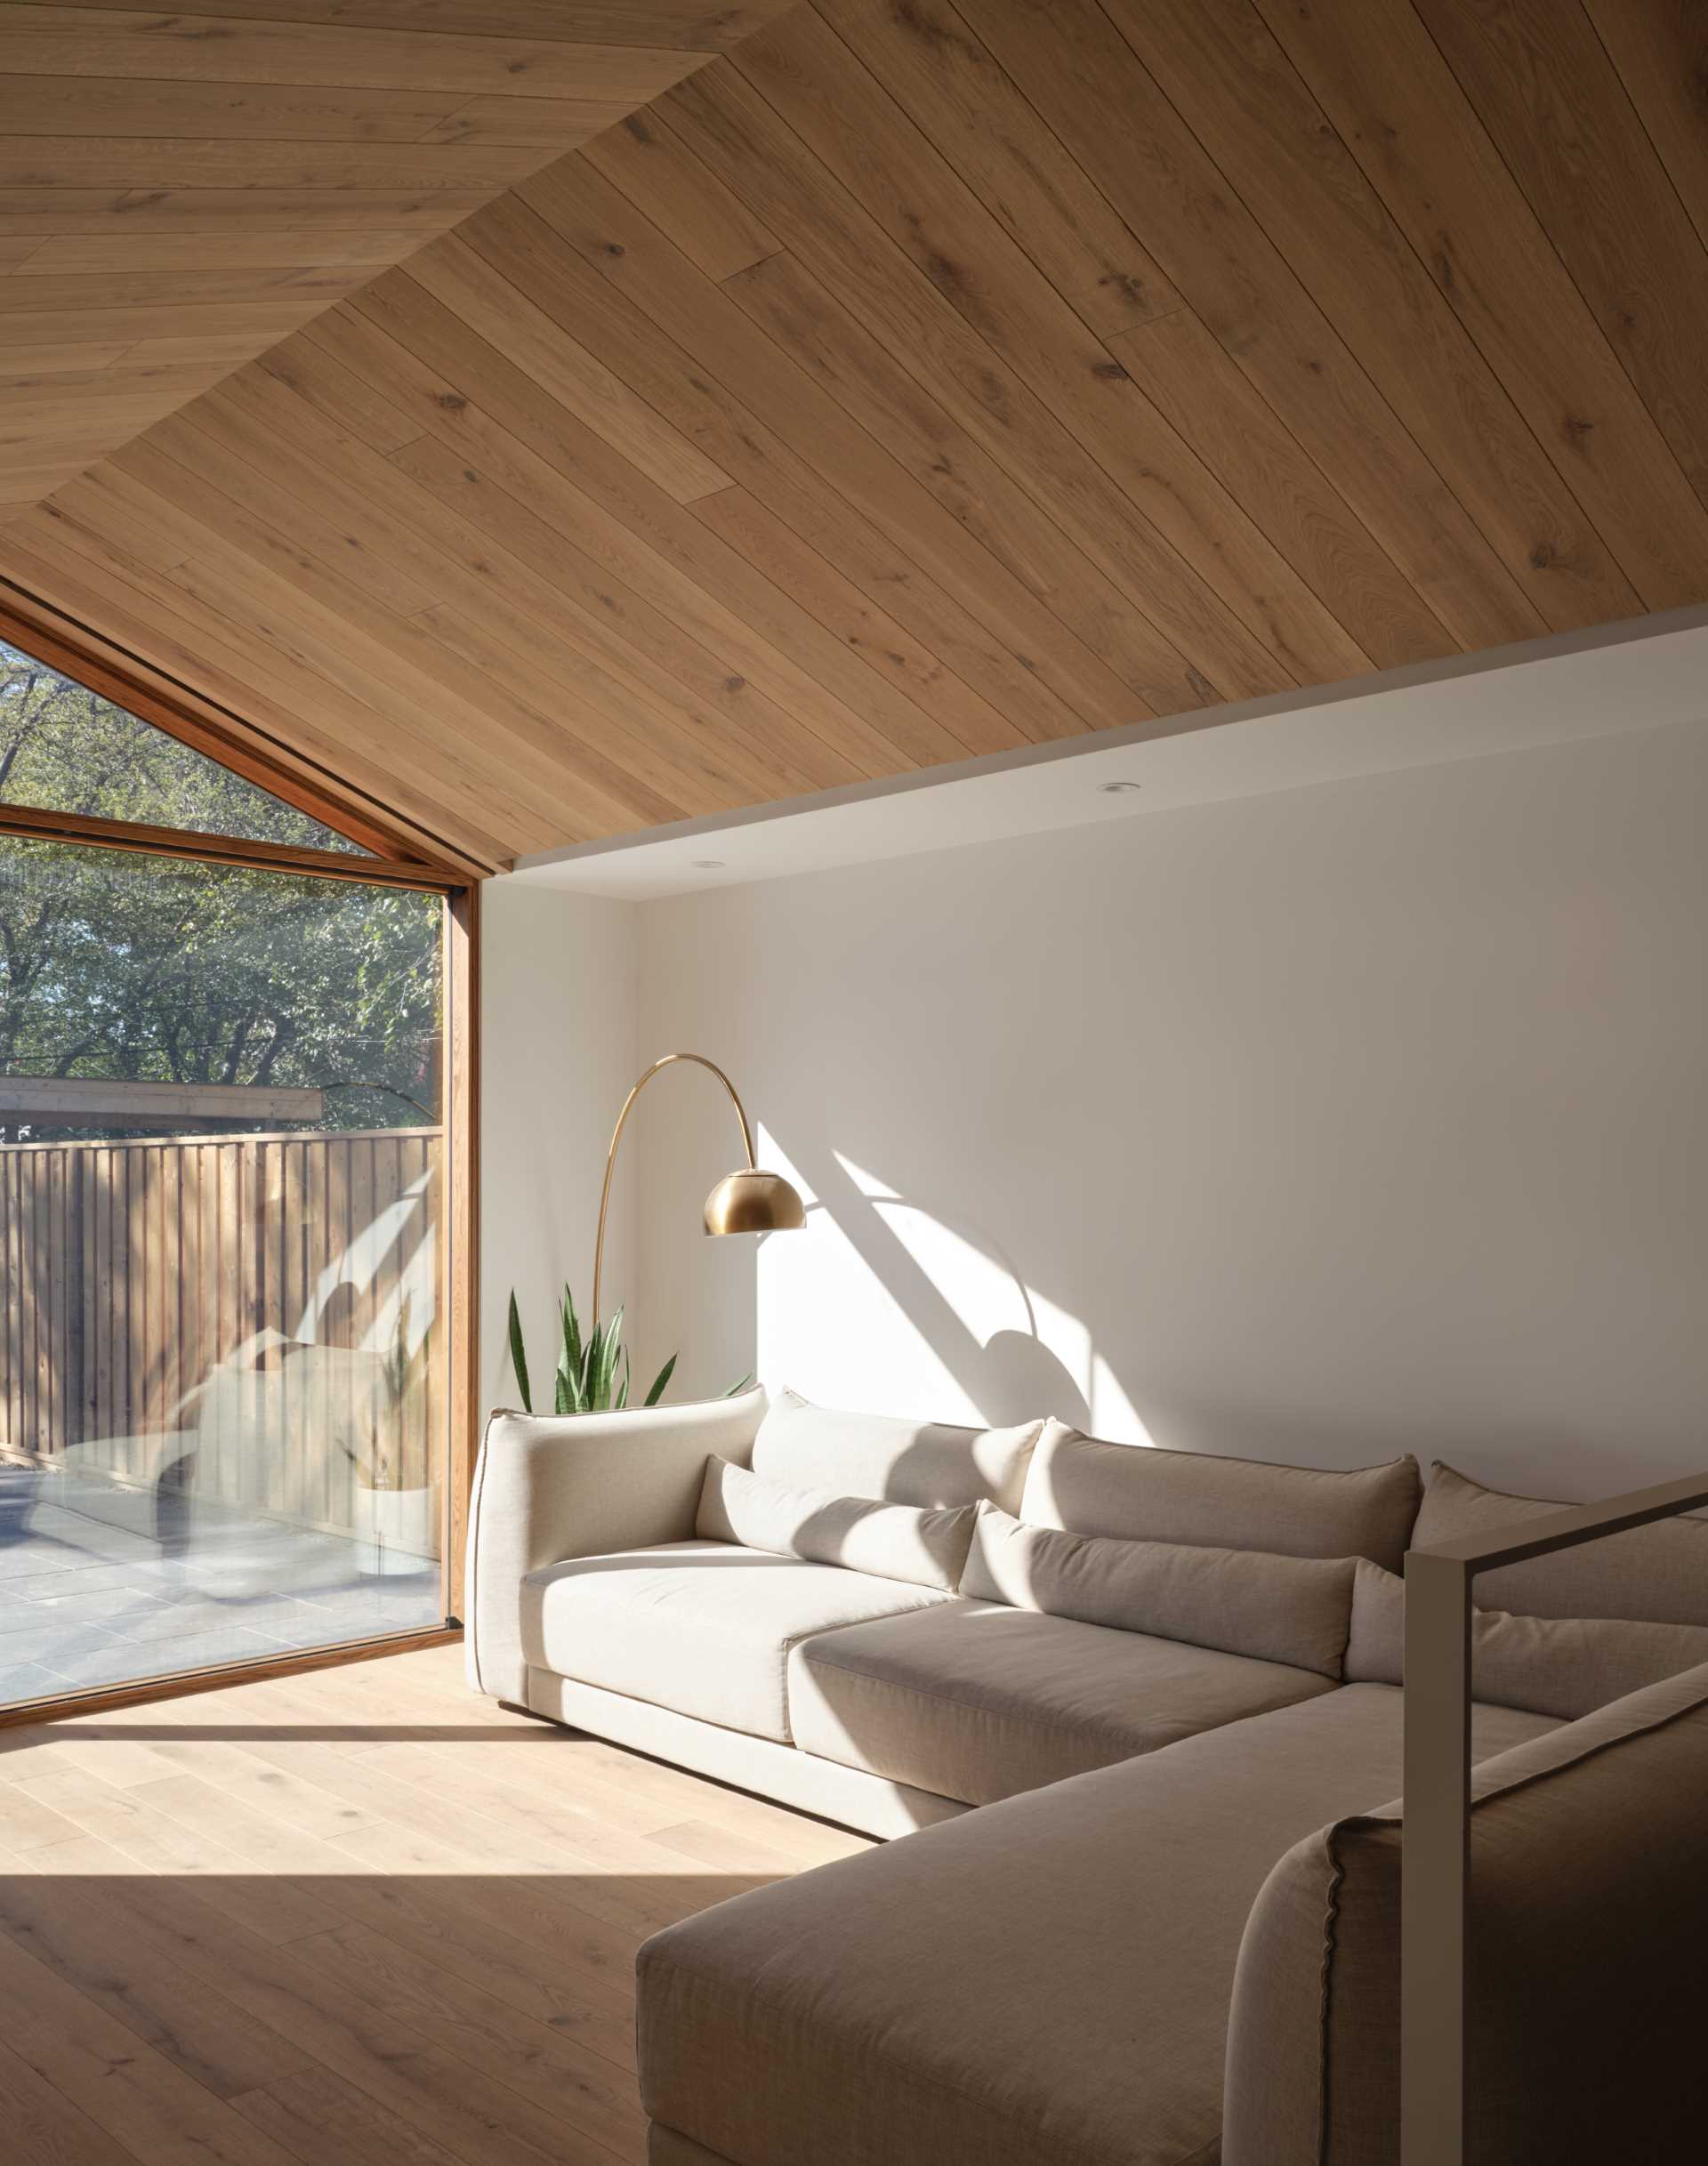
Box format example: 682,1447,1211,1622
1,634,459,1709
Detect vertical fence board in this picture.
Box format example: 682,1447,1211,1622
0,1128,442,1542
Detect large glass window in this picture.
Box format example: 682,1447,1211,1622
0,640,454,1709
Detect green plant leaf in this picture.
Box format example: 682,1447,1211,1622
505,1291,532,1415
616,1345,630,1411
723,1373,754,1397
591,1307,623,1410
643,1351,678,1407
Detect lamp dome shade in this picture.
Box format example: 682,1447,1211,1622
703,1169,807,1236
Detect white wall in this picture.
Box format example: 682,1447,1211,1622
632,718,1708,1502
479,881,638,1417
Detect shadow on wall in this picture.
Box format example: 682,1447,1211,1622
772,1137,1136,1444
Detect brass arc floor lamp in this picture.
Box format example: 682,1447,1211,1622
591,1052,806,1330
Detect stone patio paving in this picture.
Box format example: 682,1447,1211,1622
0,1467,441,1707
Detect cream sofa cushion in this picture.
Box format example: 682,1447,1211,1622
639,1685,1553,2166
963,1501,1355,1677
1414,1460,1708,1623
1344,1557,1708,1719
753,1387,1042,1510
697,1455,975,1590
1223,1663,1708,2166
787,1596,1338,1805
466,1389,769,1703
520,1540,947,1744
1021,1419,1421,1570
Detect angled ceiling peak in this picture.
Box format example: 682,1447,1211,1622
2,0,1707,878
0,0,796,523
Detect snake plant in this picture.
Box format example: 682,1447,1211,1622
505,1284,749,1415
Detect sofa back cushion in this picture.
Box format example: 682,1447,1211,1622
1414,1461,1708,1624
1222,1661,1708,2166
962,1502,1355,1678
1345,1558,1708,1720
751,1388,1042,1512
697,1456,976,1591
1019,1420,1421,1571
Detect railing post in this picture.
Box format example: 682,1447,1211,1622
1401,1550,1470,2166
1400,1469,1708,2166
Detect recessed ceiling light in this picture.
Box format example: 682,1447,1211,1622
1098,780,1143,795
691,858,726,869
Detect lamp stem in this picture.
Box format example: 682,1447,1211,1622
591,1053,758,1331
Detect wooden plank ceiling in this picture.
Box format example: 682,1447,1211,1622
2,0,1706,873
0,2,792,519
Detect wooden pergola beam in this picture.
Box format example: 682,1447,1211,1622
0,1076,325,1126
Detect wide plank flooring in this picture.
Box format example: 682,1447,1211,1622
0,1641,873,2164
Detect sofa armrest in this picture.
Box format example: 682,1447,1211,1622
464,1386,768,1702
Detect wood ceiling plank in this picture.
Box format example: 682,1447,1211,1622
0,187,496,233
708,237,1182,728
660,68,1237,716
1583,0,1708,257
0,302,334,343
952,0,1543,656
152,408,440,621
203,357,852,794
0,138,550,191
343,270,979,778
302,302,906,796
692,480,1027,756
0,9,711,101
259,330,424,455
125,335,290,370
0,342,136,376
1254,0,1708,610
0,76,466,142
5,518,515,866
416,97,630,150
579,109,781,282
1099,0,1637,634
1108,307,1456,673
404,231,734,506
59,443,609,840
197,355,870,807
453,187,1023,757
0,270,376,314
1416,0,1708,517
706,29,1327,698
744,8,1374,688
110,431,697,833
521,152,1132,742
812,0,1180,339
382,429,875,796
21,0,791,45
407,598,797,820
12,231,446,275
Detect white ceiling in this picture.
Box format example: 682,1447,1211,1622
512,608,1708,901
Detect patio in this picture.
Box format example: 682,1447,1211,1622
0,1467,440,1707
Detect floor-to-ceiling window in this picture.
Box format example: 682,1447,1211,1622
0,632,465,1710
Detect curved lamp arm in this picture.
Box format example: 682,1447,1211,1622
591,1052,758,1329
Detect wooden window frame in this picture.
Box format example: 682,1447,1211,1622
0,601,481,1727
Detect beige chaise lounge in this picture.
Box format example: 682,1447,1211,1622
464,1385,1708,2165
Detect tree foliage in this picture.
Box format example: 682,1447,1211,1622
0,640,440,1142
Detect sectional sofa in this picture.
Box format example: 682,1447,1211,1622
465,1385,1708,2166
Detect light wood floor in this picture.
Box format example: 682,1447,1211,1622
0,1642,872,2165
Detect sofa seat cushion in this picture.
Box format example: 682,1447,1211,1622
639,1686,1557,2166
520,1540,949,1744
786,1597,1339,1806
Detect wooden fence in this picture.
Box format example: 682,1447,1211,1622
0,1127,442,1534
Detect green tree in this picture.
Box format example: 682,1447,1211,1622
1,640,440,1142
